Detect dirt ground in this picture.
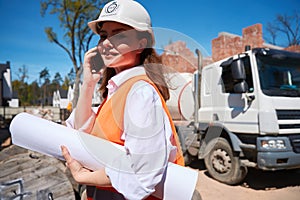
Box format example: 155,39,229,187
192,160,300,200
1,144,299,200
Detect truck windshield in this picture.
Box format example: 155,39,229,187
257,52,300,97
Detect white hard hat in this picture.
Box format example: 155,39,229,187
88,0,153,42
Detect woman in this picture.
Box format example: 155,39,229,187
62,0,185,199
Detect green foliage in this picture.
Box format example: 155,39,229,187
62,76,71,90
40,0,110,107
13,67,71,106
53,72,63,85
17,65,29,83
12,80,39,106
39,67,51,85
40,0,107,70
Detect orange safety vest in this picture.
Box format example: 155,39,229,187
88,75,184,200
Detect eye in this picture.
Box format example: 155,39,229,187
113,32,127,40
98,34,107,43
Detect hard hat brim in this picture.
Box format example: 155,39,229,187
88,17,155,45
88,0,155,45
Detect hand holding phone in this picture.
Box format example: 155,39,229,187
90,49,104,73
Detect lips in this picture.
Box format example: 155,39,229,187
102,49,119,58
102,51,122,67
103,54,114,59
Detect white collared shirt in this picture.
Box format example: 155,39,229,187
66,66,177,199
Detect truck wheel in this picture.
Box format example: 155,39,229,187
176,125,196,166
183,151,193,166
204,137,247,185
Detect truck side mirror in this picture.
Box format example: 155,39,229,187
231,59,246,81
234,81,248,93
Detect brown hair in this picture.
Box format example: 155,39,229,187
99,31,170,101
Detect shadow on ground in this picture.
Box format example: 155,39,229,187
242,168,300,190
188,159,300,190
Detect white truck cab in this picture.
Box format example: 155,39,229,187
173,47,300,184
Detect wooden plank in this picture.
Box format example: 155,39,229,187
0,145,75,200
0,145,28,161
1,154,46,178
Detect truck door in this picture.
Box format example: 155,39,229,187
220,55,259,134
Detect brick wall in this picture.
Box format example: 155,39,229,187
285,45,300,53
242,23,264,50
161,23,300,72
162,24,270,71
161,41,212,73
161,41,197,73
212,24,265,61
212,32,243,62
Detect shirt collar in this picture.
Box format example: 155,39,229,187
110,66,146,88
106,66,146,96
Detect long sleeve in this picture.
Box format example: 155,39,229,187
105,81,177,200
65,107,98,132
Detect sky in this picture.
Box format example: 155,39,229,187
0,0,299,83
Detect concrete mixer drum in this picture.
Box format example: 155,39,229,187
166,73,195,121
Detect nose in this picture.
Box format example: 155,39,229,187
101,38,113,49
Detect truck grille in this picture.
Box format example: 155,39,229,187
276,109,300,129
279,124,300,129
289,135,300,153
276,110,300,153
276,110,300,120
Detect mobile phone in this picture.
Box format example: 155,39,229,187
90,50,104,73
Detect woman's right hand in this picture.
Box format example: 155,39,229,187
82,47,103,87
61,145,111,187
74,47,103,130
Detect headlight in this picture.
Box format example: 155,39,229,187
261,139,286,149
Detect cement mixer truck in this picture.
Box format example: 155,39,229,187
167,47,300,185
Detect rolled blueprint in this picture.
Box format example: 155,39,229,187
10,112,198,200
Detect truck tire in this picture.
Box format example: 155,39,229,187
204,137,247,185
176,125,196,166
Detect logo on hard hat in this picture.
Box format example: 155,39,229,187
106,1,119,14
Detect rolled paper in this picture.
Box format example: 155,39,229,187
10,112,198,200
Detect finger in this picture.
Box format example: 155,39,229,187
87,51,98,58
61,146,83,173
99,68,104,76
85,47,98,58
87,46,98,54
84,51,99,72
61,145,72,163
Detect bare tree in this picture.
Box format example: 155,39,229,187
39,67,51,106
40,0,107,107
265,11,300,47
16,65,29,83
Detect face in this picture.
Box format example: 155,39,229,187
97,21,147,73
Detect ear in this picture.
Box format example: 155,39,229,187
137,38,147,53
